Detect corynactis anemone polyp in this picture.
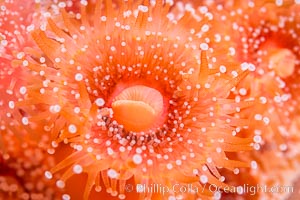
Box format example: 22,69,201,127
209,1,300,146
18,0,256,199
0,1,68,198
0,0,36,141
204,1,300,199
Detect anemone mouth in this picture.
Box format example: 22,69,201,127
111,85,166,133
269,48,296,79
258,40,297,79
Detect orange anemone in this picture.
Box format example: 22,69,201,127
206,1,300,199
17,0,256,199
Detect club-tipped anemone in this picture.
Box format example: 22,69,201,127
18,0,256,199
208,0,300,148
0,0,61,144
203,1,300,199
0,1,83,199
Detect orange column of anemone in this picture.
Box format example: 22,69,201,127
1,0,300,200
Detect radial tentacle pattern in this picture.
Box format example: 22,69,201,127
13,0,258,199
